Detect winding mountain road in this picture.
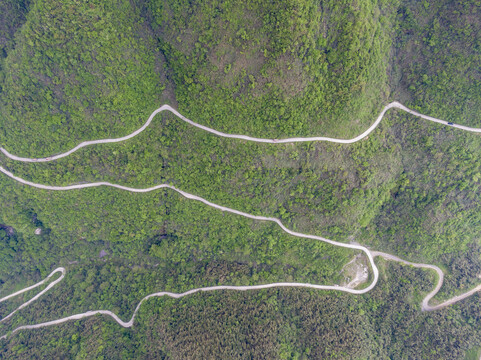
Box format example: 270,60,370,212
0,166,379,295
0,268,65,323
0,101,480,340
2,278,378,340
1,101,480,163
373,252,481,311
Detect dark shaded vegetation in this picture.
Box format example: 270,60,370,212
0,0,30,55
0,0,481,358
148,0,393,140
391,0,481,127
0,0,164,156
1,261,481,359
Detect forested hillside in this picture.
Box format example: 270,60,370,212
147,0,393,139
1,0,481,359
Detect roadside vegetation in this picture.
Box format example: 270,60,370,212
148,0,393,140
1,0,481,358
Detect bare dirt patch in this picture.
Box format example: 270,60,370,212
339,254,369,289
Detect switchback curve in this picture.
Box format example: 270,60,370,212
0,166,379,296
1,278,376,341
372,252,481,312
1,102,480,340
0,268,65,323
0,165,379,340
1,248,480,341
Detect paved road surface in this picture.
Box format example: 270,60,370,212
1,102,480,339
1,102,480,163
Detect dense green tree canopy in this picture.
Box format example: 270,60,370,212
0,0,481,358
